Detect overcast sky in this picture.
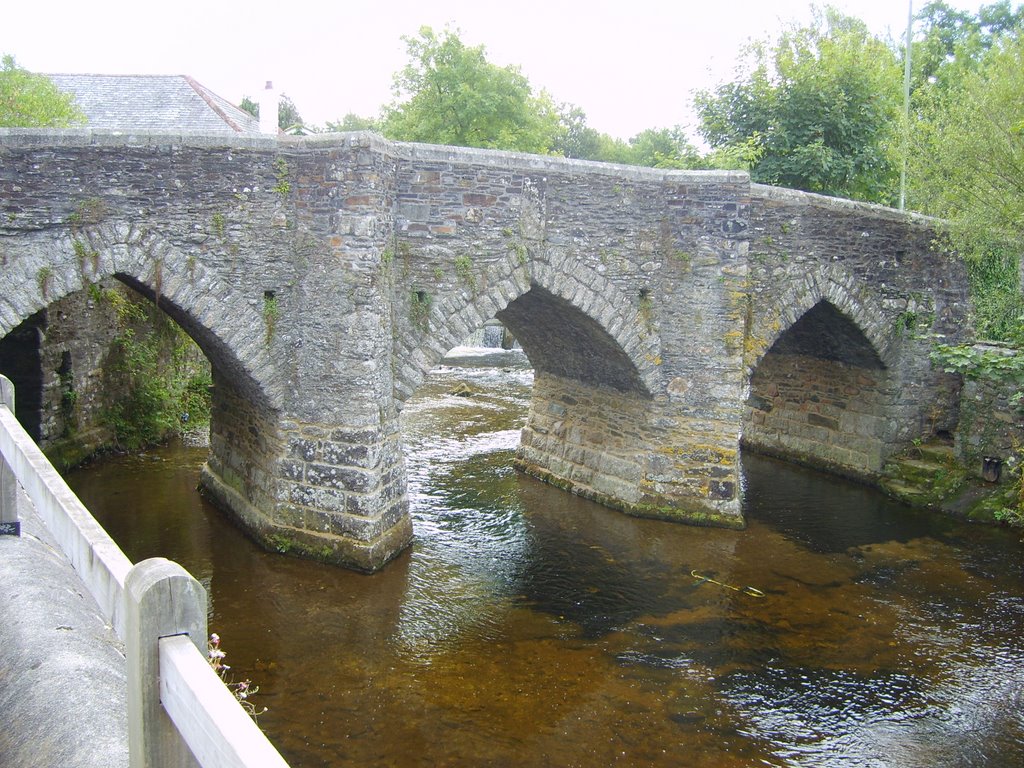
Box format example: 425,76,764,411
3,0,989,140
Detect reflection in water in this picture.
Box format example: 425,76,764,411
68,363,1024,767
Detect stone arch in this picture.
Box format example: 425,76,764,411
0,219,291,551
386,238,691,530
0,221,284,411
743,265,897,478
391,248,662,404
745,264,897,376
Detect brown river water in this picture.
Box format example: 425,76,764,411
67,358,1024,767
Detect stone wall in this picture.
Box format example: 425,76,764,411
518,372,646,512
744,185,972,474
0,282,140,468
745,351,889,478
383,143,751,526
955,345,1023,481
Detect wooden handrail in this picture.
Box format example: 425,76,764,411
0,395,132,638
160,635,289,768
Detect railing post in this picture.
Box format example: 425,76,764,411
0,375,19,536
126,557,208,768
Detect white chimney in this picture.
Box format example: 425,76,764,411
259,80,278,135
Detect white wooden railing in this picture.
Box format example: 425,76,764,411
0,375,289,768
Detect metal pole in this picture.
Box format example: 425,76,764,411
900,0,913,210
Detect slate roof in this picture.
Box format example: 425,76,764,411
47,74,261,134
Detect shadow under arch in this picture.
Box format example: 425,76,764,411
113,272,278,414
743,293,894,480
746,266,899,376
392,250,660,407
496,284,651,396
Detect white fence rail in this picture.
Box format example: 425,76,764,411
161,635,289,768
0,375,289,768
0,378,132,636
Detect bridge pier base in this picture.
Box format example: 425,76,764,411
199,463,412,572
200,371,413,572
516,373,745,529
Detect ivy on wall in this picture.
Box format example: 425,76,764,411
99,286,211,450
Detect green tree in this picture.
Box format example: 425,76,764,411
239,95,259,118
911,1,1024,91
0,54,85,127
908,33,1024,344
326,113,381,133
626,127,705,169
694,8,902,202
382,26,558,153
549,103,603,159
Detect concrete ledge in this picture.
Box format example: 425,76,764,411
0,490,127,768
0,405,132,637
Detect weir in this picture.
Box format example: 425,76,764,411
0,130,972,571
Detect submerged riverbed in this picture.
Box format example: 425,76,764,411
68,361,1024,767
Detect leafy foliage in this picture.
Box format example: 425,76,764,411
382,26,558,153
325,113,381,133
931,343,1024,384
911,0,1024,91
330,27,757,173
0,54,85,127
694,9,902,202
908,29,1024,344
238,92,312,134
101,288,211,450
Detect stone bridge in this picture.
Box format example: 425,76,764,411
0,130,970,571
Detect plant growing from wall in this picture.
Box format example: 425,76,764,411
36,266,53,298
211,212,226,239
894,310,919,338
502,227,528,266
273,157,291,198
638,287,654,333
72,238,100,276
66,197,106,229
263,292,281,343
410,289,432,331
931,342,1024,526
931,344,1024,393
509,239,527,266
57,353,77,436
454,254,475,291
99,286,212,451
